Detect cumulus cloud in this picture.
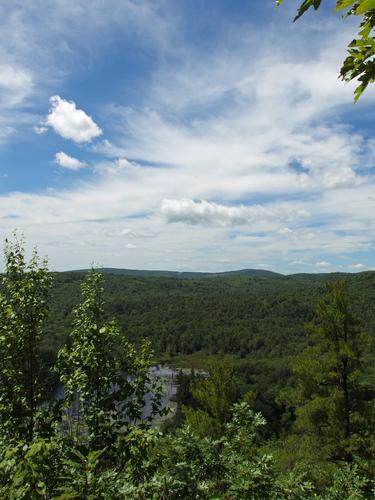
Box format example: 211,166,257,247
161,198,309,227
46,96,102,143
54,151,86,170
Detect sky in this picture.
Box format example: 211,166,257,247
0,0,374,273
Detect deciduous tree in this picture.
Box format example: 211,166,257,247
57,270,164,449
183,358,240,436
0,237,54,442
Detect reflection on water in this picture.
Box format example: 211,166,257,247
54,365,179,426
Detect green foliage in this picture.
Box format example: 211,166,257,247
113,403,278,499
57,270,164,449
0,237,56,442
54,447,120,499
0,438,62,499
274,469,315,500
324,464,370,500
0,239,374,498
183,359,240,436
149,427,222,498
277,0,375,101
221,402,275,499
46,270,375,365
280,280,373,462
162,369,196,431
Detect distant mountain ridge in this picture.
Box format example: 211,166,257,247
65,267,372,280
66,268,284,279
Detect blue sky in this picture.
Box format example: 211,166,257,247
0,0,374,273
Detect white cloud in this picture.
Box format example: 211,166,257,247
0,1,176,148
348,263,366,270
315,261,330,269
94,157,138,175
278,227,293,235
46,96,102,143
0,126,15,139
33,125,47,135
0,64,34,144
161,198,310,227
0,178,374,272
0,64,33,108
54,151,86,170
289,260,308,267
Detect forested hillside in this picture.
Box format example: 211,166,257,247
41,269,375,435
46,269,375,361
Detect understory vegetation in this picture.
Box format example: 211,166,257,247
0,237,374,498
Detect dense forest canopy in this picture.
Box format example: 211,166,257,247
45,268,375,361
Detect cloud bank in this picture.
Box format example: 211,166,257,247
161,199,310,227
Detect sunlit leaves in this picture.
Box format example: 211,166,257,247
56,269,164,449
0,236,54,442
277,0,375,100
293,0,323,21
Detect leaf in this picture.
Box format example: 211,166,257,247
355,0,375,14
294,0,322,21
336,0,356,11
354,82,366,102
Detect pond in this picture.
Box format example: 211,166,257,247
54,365,180,425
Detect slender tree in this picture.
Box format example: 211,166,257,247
0,237,53,442
57,270,164,449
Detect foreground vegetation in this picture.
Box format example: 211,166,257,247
0,237,374,498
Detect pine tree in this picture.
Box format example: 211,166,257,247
282,280,371,462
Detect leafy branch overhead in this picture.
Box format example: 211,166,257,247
277,0,375,101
